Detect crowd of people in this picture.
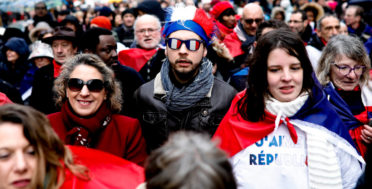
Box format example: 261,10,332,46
0,0,372,188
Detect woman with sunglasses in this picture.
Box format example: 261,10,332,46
316,35,372,158
213,29,364,188
48,54,147,165
0,104,145,189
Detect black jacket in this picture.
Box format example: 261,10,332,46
134,77,237,152
29,63,58,114
307,34,325,51
111,63,144,117
114,25,135,47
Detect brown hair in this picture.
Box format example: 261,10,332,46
0,104,89,189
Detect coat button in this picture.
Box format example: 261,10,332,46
202,110,209,117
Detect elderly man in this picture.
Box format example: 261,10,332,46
223,3,264,58
118,14,164,81
288,10,313,43
344,5,371,42
306,15,340,70
30,27,77,114
134,7,237,152
80,27,144,117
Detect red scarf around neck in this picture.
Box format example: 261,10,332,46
61,101,111,147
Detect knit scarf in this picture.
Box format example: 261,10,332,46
61,101,112,147
160,57,214,111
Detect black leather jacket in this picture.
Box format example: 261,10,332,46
134,77,237,152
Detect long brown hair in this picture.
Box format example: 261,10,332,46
0,104,89,189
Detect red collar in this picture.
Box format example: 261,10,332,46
53,60,62,78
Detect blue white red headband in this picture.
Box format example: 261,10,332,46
162,6,215,45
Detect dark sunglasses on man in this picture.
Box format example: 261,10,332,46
67,78,106,92
166,38,205,51
244,18,263,25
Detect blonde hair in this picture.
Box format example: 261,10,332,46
316,35,370,86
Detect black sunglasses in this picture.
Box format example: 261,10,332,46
244,18,263,24
166,38,204,51
67,78,105,92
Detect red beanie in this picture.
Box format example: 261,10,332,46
210,1,234,19
90,16,112,30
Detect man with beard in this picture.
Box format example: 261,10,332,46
80,27,144,117
118,14,165,82
134,6,237,152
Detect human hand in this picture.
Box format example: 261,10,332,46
361,123,372,144
211,40,234,62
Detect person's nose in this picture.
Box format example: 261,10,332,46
111,49,118,59
14,153,27,174
178,43,188,54
331,27,339,35
79,85,90,96
281,69,292,82
56,45,63,53
346,69,358,79
144,29,151,36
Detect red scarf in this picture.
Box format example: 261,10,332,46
118,48,157,72
61,101,111,147
213,91,298,157
215,21,235,40
53,60,62,78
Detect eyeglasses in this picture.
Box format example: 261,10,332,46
332,63,366,76
67,78,105,92
166,38,204,51
135,28,159,35
244,18,263,25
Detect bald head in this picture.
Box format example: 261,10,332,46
241,3,264,36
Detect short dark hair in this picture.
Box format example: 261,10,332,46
256,19,290,41
35,1,46,9
317,14,339,31
238,29,314,121
349,5,364,17
217,8,236,23
80,27,112,52
292,10,307,21
145,131,237,189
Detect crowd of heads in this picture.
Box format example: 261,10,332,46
0,0,372,188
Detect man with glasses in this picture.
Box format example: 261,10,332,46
32,1,55,27
288,10,313,44
306,15,340,70
118,14,164,81
134,6,237,152
223,3,264,58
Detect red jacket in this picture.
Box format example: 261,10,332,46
60,146,144,189
48,103,147,166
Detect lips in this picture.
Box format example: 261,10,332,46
78,100,92,106
279,86,294,94
12,179,31,188
176,59,192,67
